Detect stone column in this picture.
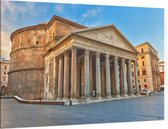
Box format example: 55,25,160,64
101,64,105,97
84,50,90,99
57,55,63,100
71,47,77,99
105,54,111,98
134,61,139,95
63,51,70,100
89,55,93,97
96,52,102,99
81,59,84,98
127,59,134,96
77,60,81,98
114,56,120,97
121,58,128,96
54,57,59,99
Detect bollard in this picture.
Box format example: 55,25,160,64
69,100,72,106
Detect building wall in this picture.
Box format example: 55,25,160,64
9,16,86,99
0,60,10,95
159,61,164,85
134,42,160,92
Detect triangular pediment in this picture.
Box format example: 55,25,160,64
74,25,138,53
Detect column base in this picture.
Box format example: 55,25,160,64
56,98,62,101
115,95,121,98
136,93,140,96
63,98,69,101
124,94,128,97
97,96,102,100
86,97,91,100
106,96,112,99
130,93,135,96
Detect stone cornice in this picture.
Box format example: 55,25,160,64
10,24,46,41
8,67,44,74
10,46,45,56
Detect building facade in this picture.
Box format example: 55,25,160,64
0,59,10,96
159,61,164,85
9,16,140,103
134,42,160,92
44,24,140,103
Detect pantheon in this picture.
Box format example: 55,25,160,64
8,16,139,104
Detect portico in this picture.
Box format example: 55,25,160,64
44,25,139,104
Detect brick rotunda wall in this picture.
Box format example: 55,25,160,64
8,17,86,100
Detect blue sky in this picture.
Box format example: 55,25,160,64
1,1,164,60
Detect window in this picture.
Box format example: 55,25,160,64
141,48,144,53
142,61,145,66
144,79,146,82
138,80,140,83
142,69,146,75
4,66,7,69
36,41,39,45
132,72,134,77
141,56,145,59
139,85,141,90
137,58,139,60
4,72,6,75
144,84,147,88
138,71,140,76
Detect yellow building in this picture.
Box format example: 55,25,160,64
132,42,160,92
159,61,164,86
0,59,10,96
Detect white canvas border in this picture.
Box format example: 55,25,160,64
2,0,167,129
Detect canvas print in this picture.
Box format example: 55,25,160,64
1,0,164,128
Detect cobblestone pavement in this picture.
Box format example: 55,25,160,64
1,91,164,128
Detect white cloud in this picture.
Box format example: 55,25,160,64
83,21,103,27
82,8,101,18
1,1,33,16
0,1,37,60
55,4,64,13
1,31,12,60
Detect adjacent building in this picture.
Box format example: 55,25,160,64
133,42,160,92
8,15,140,103
159,61,164,86
0,59,10,96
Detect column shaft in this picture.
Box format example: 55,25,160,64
96,52,102,99
54,57,59,99
71,48,77,99
114,56,120,97
127,60,133,95
134,61,139,95
105,54,111,98
57,55,63,100
121,58,128,96
84,50,90,98
63,51,70,100
89,55,93,97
